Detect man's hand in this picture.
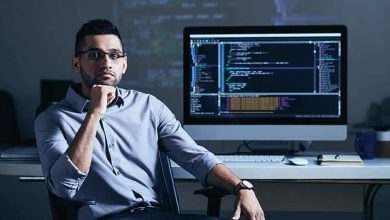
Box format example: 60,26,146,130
206,164,265,220
232,189,265,220
89,85,116,117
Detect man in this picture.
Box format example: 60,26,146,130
35,19,264,220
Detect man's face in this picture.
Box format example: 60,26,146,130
72,34,127,89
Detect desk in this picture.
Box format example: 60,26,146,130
2,158,390,220
172,157,390,220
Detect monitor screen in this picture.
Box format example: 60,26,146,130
183,25,347,141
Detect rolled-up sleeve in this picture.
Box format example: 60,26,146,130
153,97,222,186
35,109,88,199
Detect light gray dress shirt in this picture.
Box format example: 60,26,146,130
34,84,221,219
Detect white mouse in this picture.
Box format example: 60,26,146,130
287,158,309,166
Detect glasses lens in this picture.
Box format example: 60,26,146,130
86,51,102,60
108,52,121,60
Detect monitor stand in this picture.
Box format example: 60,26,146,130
246,141,311,155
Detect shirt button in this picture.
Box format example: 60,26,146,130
109,144,113,149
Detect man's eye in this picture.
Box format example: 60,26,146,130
87,51,101,60
109,52,120,60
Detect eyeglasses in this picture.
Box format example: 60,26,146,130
77,49,127,62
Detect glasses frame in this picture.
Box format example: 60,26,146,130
76,49,127,62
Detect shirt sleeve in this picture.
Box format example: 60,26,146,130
152,96,222,186
34,108,88,199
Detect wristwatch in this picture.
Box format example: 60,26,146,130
233,180,253,195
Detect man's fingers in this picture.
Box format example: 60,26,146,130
89,85,117,116
231,204,241,220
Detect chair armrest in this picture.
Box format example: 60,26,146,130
194,187,231,217
58,197,96,206
48,190,95,220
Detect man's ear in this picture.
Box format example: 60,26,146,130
71,56,80,73
122,56,128,74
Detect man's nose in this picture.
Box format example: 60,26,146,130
100,54,113,67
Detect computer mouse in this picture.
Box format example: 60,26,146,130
287,158,309,166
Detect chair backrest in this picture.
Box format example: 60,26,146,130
40,79,73,106
158,151,181,214
0,90,20,146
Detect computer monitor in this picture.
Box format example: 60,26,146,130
183,25,347,141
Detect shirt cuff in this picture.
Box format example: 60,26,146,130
49,153,88,198
194,155,223,187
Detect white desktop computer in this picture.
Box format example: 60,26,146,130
182,25,348,145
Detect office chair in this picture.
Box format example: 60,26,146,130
47,190,96,220
0,89,38,147
40,79,73,106
0,90,21,146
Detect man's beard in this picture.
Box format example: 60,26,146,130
80,68,121,88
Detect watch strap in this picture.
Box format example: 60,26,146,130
233,181,243,195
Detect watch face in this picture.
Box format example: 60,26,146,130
242,180,253,188
234,180,254,195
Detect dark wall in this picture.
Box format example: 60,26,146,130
1,0,390,140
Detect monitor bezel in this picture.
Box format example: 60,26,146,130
183,25,347,126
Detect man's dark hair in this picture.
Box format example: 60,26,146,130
74,19,123,55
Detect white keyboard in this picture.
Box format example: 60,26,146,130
217,154,285,163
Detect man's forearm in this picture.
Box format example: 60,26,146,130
65,85,115,172
206,163,241,193
66,112,102,172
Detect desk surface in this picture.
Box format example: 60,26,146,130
0,160,42,176
2,158,390,182
171,158,390,181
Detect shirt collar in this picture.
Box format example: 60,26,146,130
65,83,124,113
